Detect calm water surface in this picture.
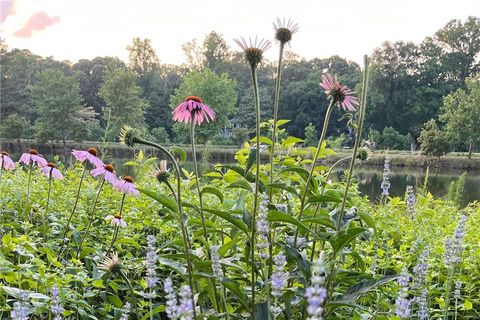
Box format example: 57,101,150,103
335,167,480,205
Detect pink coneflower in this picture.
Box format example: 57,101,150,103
40,163,63,180
172,96,216,126
91,164,118,186
0,151,15,171
105,213,127,228
116,176,139,197
19,149,48,167
320,74,359,112
72,147,104,168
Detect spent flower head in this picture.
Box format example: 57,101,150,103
99,252,122,273
172,96,216,126
234,36,271,67
0,151,15,171
320,74,359,112
273,17,299,44
152,160,170,183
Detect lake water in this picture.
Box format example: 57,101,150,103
336,167,480,205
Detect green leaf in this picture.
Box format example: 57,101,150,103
265,183,300,199
251,136,273,146
330,228,367,254
335,275,398,302
107,294,123,308
202,208,249,235
158,257,187,275
302,216,335,230
138,187,178,213
462,299,473,310
227,180,253,193
141,305,166,320
222,279,249,309
358,211,376,230
308,189,344,203
169,146,187,164
267,211,325,240
219,238,243,256
200,186,224,203
282,136,304,147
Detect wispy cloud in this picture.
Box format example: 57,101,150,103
0,0,16,22
14,11,60,38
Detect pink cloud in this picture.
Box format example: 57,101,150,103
14,11,60,38
0,0,16,22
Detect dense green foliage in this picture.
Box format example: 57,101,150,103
2,16,479,152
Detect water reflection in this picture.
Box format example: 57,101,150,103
335,168,480,205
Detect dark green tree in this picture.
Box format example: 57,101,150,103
30,69,97,156
98,64,148,139
418,119,449,157
126,38,160,76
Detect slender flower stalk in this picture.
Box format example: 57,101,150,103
144,235,159,320
395,268,411,319
50,285,63,320
305,252,328,320
106,191,129,254
406,185,416,214
20,149,47,222
119,127,196,314
235,36,271,317
176,97,220,311
270,252,288,319
40,162,63,232
269,18,299,201
76,177,106,258
256,193,270,261
443,214,467,320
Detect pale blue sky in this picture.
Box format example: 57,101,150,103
2,0,479,64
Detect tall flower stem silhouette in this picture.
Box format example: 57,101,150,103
40,163,63,233
235,36,271,318
269,18,298,201
325,56,370,301
173,96,220,311
20,149,47,222
119,127,196,315
76,178,106,259
61,148,104,253
293,71,360,247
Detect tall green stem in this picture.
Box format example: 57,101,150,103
131,137,196,315
250,64,261,318
293,100,335,246
269,42,285,201
106,194,126,255
61,163,87,252
335,56,370,230
26,162,33,222
76,178,105,258
190,121,220,311
325,55,370,302
44,171,53,233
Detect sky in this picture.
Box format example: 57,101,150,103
1,0,479,65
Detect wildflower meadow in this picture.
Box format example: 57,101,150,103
1,19,480,320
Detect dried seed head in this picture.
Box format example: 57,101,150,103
234,37,271,68
119,126,138,148
273,18,299,44
99,252,122,273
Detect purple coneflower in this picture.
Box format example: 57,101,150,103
234,37,272,67
172,96,216,126
273,18,299,44
116,176,139,196
320,74,359,112
0,151,15,171
41,163,63,180
72,147,104,168
91,163,118,186
20,149,48,167
105,213,127,228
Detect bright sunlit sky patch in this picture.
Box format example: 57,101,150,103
1,0,479,64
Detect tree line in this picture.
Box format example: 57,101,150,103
1,16,479,155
